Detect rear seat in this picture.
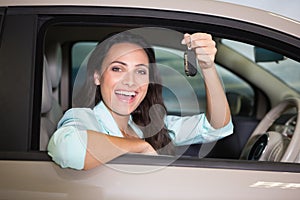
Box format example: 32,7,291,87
40,44,63,150
46,43,62,102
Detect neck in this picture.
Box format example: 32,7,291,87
101,101,131,131
110,111,130,131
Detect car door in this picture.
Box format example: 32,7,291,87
0,3,300,200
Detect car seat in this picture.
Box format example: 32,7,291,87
40,45,63,150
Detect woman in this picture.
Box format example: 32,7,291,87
48,30,233,170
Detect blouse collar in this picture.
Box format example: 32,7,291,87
93,101,144,138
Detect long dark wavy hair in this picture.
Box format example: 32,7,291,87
87,31,174,155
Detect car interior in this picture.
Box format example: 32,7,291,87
38,17,300,163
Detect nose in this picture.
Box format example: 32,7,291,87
121,71,136,87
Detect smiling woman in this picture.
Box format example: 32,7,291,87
47,28,233,170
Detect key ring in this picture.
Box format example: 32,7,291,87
187,35,192,50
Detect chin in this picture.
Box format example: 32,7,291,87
117,99,143,113
111,104,136,116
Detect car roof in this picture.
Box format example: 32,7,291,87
1,0,299,38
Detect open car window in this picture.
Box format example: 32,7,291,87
40,18,300,163
71,42,255,117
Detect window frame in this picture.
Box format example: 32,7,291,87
0,6,299,173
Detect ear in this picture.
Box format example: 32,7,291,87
94,71,101,85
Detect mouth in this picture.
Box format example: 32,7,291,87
115,90,137,102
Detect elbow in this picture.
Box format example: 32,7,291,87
47,127,87,170
82,150,102,170
223,119,234,138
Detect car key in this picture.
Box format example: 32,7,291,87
184,49,198,76
184,36,198,76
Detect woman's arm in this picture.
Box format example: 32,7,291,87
48,126,156,170
182,33,231,129
84,130,156,170
202,67,231,128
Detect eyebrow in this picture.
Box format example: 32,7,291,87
110,61,149,68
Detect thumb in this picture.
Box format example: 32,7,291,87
181,33,191,45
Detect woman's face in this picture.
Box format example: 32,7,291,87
94,42,150,116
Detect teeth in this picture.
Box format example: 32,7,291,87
115,90,136,97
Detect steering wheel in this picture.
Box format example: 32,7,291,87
240,97,300,163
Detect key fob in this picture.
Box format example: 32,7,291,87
184,49,198,76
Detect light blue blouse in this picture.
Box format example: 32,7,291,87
47,101,233,170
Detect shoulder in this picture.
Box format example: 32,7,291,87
58,107,98,128
64,107,94,116
63,107,95,120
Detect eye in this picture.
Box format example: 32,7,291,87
111,66,123,72
136,68,148,75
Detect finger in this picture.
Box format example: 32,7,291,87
194,45,217,55
181,33,191,45
182,33,215,49
192,38,215,49
182,33,212,43
191,33,212,40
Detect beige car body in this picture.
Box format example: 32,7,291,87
0,0,300,199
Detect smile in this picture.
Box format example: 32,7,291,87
115,90,137,97
115,90,137,102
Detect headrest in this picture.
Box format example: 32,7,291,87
45,43,62,89
41,57,52,114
